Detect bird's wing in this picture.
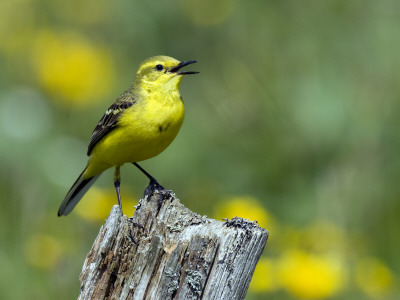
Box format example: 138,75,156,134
87,93,136,155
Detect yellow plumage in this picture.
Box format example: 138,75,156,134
58,56,197,216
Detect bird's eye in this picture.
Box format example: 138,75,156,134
155,64,163,71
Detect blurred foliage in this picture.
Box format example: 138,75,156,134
1,0,400,299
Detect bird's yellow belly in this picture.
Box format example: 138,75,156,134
101,122,182,164
86,99,184,177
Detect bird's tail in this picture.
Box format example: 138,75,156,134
58,168,100,216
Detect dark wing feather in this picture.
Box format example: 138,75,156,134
87,94,135,155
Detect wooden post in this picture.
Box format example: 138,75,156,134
79,189,269,300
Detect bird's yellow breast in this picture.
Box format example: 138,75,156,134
86,91,184,176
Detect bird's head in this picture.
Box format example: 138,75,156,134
134,56,198,92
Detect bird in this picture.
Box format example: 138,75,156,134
57,55,198,216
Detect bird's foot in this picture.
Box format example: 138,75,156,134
144,178,165,197
128,218,144,230
128,218,144,245
144,178,173,209
128,231,139,245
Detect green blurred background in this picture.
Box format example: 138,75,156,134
1,0,400,299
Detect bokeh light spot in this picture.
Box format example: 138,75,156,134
249,257,279,293
355,257,395,298
31,30,115,108
24,234,62,270
278,250,345,299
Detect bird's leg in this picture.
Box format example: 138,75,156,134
132,162,165,196
114,166,123,216
132,162,164,189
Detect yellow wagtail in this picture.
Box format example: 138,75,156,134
58,56,198,216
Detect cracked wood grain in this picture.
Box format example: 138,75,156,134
78,190,269,300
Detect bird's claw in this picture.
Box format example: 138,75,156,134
144,178,165,197
128,218,144,230
128,218,144,245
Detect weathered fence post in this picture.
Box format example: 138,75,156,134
79,189,269,300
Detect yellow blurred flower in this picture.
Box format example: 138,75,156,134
31,30,114,108
249,257,279,293
24,233,62,270
355,257,396,299
214,196,271,229
180,0,237,26
278,250,345,299
75,186,137,222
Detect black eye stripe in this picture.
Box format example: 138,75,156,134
155,64,163,71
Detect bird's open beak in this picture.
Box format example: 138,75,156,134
170,61,199,75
